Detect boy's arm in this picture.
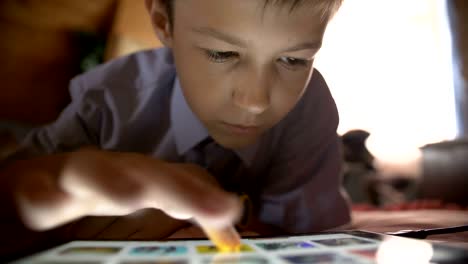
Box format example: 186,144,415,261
0,69,186,239
0,149,71,259
60,209,189,240
5,59,240,247
0,148,242,254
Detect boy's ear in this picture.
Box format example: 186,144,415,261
145,0,173,47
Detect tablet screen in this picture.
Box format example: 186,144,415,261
11,231,468,264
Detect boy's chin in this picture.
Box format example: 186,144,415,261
212,134,259,150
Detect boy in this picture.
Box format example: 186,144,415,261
0,0,349,251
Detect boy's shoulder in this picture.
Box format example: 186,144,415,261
70,48,176,96
272,68,338,142
291,69,338,123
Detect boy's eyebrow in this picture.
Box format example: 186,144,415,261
192,27,321,52
192,27,246,47
283,42,322,52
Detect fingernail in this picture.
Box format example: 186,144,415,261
204,225,241,252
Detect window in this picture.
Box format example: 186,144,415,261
315,0,457,159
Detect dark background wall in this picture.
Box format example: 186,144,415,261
0,0,116,125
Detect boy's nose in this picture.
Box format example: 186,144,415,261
232,86,270,114
232,73,271,114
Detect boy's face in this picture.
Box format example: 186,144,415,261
150,0,330,149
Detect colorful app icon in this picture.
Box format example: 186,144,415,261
196,244,254,254
311,237,373,247
282,253,359,264
119,261,187,264
256,241,314,251
130,246,187,256
59,246,121,255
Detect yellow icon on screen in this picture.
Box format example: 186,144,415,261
196,244,254,254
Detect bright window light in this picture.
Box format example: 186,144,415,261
315,0,457,155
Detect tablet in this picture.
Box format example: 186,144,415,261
11,230,468,264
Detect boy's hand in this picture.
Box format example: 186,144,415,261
61,208,189,240
10,148,241,247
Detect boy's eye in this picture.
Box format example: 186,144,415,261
278,56,309,69
205,50,238,63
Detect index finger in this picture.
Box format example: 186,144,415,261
202,225,241,252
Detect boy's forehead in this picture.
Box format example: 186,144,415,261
175,0,330,41
174,0,337,13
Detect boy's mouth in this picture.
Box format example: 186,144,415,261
220,122,260,135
